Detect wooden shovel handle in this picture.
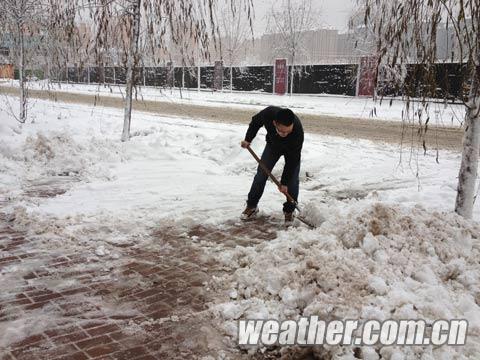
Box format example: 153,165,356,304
246,145,296,204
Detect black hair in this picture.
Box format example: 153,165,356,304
276,108,295,126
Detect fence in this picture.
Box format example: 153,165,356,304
50,64,359,96
24,62,468,100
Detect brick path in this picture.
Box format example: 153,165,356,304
0,184,282,359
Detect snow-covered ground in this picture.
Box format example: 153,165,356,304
0,79,466,126
1,96,479,358
0,95,473,221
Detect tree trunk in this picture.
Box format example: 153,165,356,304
289,65,294,95
182,66,185,89
455,65,480,218
197,65,200,92
289,53,295,96
121,0,141,142
19,27,26,123
143,64,146,86
99,64,104,84
230,65,233,92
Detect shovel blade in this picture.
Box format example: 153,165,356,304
296,214,316,229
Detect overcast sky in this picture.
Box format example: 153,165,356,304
251,0,355,34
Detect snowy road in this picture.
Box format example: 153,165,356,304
0,83,464,150
1,96,479,359
0,80,467,124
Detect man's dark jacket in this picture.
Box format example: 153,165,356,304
244,106,304,186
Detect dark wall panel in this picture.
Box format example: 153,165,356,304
200,66,214,89
89,67,99,83
232,66,273,92
114,67,126,85
104,67,114,84
292,64,358,95
61,62,466,100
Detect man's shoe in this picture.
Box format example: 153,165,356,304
241,206,258,220
284,211,295,226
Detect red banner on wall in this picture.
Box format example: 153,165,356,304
274,59,287,95
357,56,378,97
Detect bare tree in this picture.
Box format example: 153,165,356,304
361,0,479,218
0,0,77,120
1,0,40,123
85,0,253,142
121,0,141,141
42,2,82,83
218,3,252,92
268,0,319,95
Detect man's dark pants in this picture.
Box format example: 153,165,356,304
247,144,300,213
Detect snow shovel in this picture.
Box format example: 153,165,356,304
245,145,316,229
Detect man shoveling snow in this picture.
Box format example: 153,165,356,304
240,106,304,225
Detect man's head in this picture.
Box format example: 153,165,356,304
273,108,295,137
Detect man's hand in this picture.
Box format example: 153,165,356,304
240,140,250,148
278,185,288,195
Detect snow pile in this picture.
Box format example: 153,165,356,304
301,201,328,227
0,121,125,201
19,132,124,179
0,103,21,137
212,202,480,358
0,117,21,137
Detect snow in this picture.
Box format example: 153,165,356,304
95,245,110,257
1,94,479,358
0,308,62,349
1,79,466,126
368,276,388,296
211,203,480,358
362,232,380,254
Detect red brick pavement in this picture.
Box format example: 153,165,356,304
0,194,282,359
